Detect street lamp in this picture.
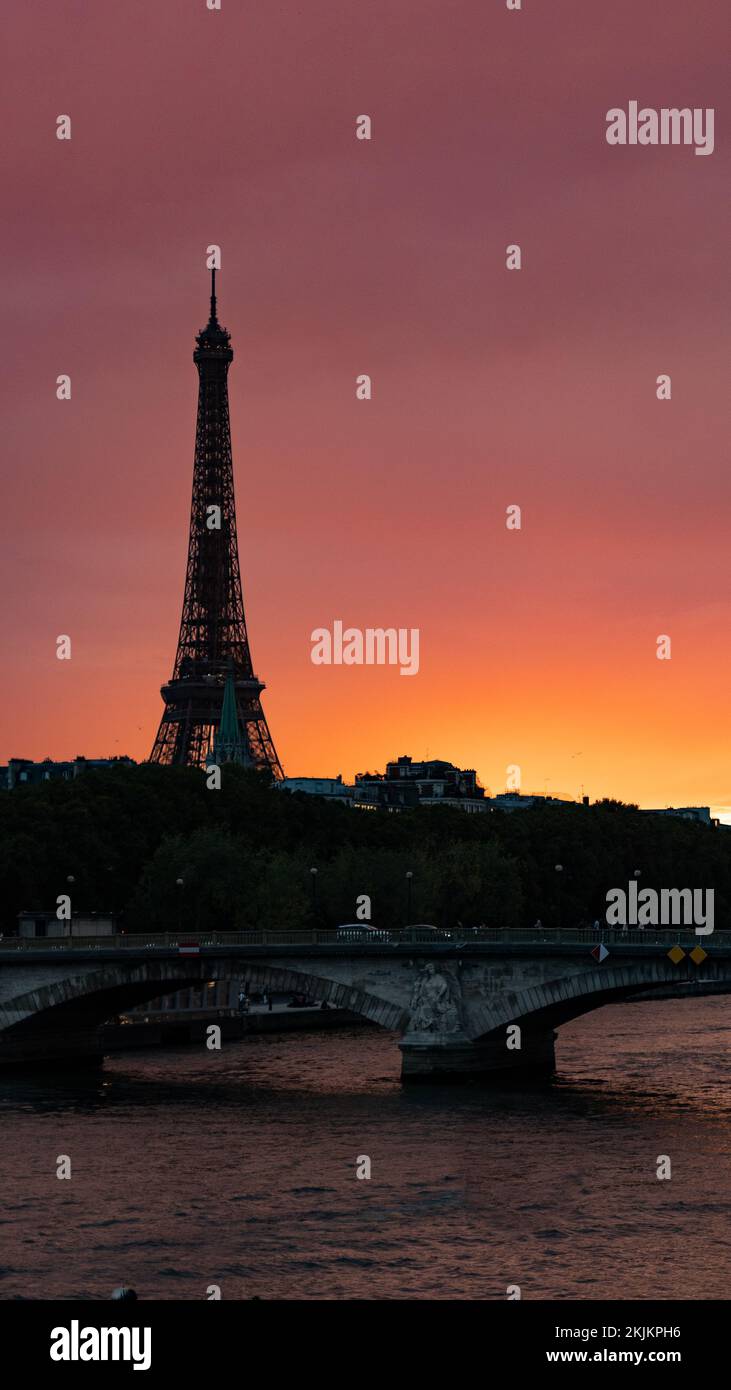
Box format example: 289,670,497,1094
176,877,184,935
106,865,115,928
405,870,413,927
310,867,318,912
555,864,564,929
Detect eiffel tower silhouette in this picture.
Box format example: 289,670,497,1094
149,271,283,776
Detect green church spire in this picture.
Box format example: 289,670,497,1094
213,669,250,765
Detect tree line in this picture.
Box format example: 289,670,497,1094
1,764,729,933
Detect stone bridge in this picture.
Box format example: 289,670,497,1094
1,928,729,1080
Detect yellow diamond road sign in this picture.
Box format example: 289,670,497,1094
667,946,686,964
690,946,708,965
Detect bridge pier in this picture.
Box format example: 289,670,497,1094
399,1029,557,1082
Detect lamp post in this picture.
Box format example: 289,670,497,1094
176,877,184,936
310,867,318,914
106,866,116,933
555,863,563,929
405,870,413,927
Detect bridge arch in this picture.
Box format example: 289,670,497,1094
0,957,405,1041
469,958,731,1043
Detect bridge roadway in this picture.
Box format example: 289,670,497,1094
1,927,730,1079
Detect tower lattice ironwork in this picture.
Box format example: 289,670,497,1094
149,272,283,776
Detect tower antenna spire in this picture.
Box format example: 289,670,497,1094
210,266,217,323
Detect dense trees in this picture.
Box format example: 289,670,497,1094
1,764,729,933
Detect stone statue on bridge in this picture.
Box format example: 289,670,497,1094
409,963,463,1034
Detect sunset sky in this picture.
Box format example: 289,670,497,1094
2,0,729,817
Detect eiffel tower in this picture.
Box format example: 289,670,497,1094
149,271,283,777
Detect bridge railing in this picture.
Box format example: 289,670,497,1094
0,926,722,950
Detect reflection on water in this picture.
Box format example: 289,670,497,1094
1,999,730,1300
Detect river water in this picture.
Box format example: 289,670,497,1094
2,998,730,1301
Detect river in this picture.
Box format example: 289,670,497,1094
2,997,730,1300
